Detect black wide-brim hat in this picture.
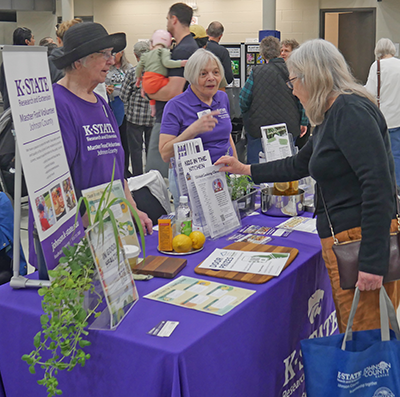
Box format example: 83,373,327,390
53,22,126,70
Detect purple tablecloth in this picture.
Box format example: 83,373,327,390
0,212,337,397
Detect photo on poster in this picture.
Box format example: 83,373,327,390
51,184,66,221
35,193,55,231
247,53,255,63
256,53,264,64
231,60,240,75
247,65,254,76
62,177,77,212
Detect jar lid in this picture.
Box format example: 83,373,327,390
123,245,140,258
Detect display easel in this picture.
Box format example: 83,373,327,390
10,141,50,289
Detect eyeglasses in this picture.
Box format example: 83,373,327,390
95,50,116,60
286,77,297,90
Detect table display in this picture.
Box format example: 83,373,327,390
0,211,337,397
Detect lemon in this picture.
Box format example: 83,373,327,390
190,231,206,250
172,234,193,253
274,182,290,192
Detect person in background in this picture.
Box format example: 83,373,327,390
189,24,208,48
365,38,400,188
280,38,299,61
240,36,306,163
0,192,27,284
105,50,132,176
145,2,198,178
159,49,237,207
48,18,83,84
39,37,54,46
28,22,153,269
206,21,234,86
216,39,400,333
280,38,310,149
120,41,154,177
135,30,187,117
0,27,35,110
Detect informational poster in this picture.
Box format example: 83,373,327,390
82,180,140,251
191,165,240,239
2,46,84,270
86,218,138,330
144,276,255,316
181,150,212,235
173,138,204,197
198,248,290,277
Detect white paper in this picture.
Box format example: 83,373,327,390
210,295,236,309
181,150,212,235
191,165,240,239
260,123,294,162
276,217,318,234
157,321,179,337
173,138,204,197
199,248,290,277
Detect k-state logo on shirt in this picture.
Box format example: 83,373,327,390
82,123,116,136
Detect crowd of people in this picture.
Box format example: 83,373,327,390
1,2,399,333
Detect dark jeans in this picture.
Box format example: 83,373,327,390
126,121,153,176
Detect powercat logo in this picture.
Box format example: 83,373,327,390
307,289,324,324
373,387,395,397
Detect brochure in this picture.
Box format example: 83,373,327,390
86,218,138,330
181,150,212,235
260,123,295,162
190,165,240,239
144,276,255,316
198,248,290,277
276,216,318,234
81,180,140,250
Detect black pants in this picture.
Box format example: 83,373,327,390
0,249,12,285
126,121,153,177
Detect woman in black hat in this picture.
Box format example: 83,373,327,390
51,23,152,233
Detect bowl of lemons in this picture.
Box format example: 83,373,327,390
158,231,206,255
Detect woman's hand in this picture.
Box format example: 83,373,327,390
356,271,383,291
191,110,220,135
214,155,251,176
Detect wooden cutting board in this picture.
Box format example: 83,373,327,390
132,255,187,278
194,242,299,284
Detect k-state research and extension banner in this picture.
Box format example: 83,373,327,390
2,46,84,270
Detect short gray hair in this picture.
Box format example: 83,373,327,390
206,21,224,38
375,38,396,60
184,48,225,85
133,41,150,58
260,36,280,61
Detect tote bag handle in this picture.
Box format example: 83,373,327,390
341,286,400,350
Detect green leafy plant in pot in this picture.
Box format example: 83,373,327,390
22,168,145,397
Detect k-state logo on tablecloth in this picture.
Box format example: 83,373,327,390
307,289,324,324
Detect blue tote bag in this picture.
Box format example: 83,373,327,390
301,287,400,397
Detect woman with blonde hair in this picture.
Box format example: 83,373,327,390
216,39,400,333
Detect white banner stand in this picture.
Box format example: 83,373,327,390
1,45,83,289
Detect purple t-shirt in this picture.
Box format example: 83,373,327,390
28,85,124,267
53,84,124,196
160,86,232,162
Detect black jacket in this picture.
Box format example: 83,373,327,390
206,40,234,85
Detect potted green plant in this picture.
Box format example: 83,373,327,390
226,174,256,218
22,172,145,397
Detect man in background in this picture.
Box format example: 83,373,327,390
206,21,233,86
145,2,198,178
121,41,154,177
0,27,35,110
280,38,299,61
